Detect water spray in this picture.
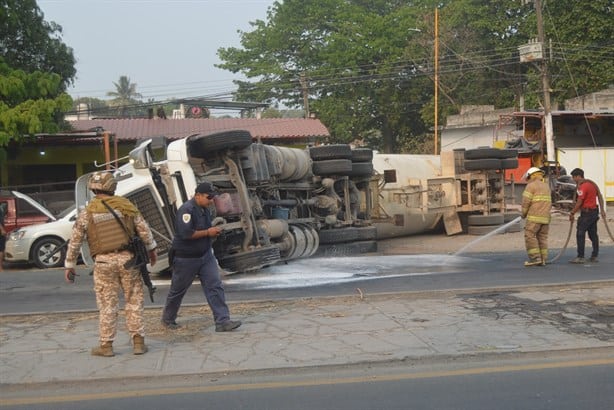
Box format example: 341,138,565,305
454,216,522,256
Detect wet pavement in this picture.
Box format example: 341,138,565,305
1,281,613,387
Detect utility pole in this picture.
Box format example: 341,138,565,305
534,0,555,163
434,7,439,155
299,73,310,119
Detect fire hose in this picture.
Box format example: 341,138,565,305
547,219,574,264
547,212,613,264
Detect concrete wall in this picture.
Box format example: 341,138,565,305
442,106,515,150
565,89,614,111
558,147,614,202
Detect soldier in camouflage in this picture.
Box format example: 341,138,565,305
64,172,157,357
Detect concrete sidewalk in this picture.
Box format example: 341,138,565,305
1,282,613,387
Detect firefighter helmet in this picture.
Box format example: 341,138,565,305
88,172,117,193
525,167,544,179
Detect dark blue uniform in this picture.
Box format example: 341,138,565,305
161,198,230,325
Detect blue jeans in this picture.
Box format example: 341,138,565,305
162,249,230,324
576,209,599,258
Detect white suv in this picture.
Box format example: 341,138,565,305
5,206,76,269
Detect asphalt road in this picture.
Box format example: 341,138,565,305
1,248,613,315
3,352,613,410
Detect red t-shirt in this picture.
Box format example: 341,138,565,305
577,180,598,209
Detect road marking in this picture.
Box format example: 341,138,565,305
3,357,614,406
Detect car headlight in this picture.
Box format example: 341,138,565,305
8,231,26,241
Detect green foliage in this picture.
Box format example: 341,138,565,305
106,76,143,117
214,0,611,152
0,0,76,89
0,57,72,145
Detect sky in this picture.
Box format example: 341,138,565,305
38,0,274,104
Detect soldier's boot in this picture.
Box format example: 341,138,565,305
91,341,114,357
133,335,148,355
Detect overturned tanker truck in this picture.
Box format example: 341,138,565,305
75,130,519,274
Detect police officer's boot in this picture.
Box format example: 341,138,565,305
133,335,148,355
91,341,114,357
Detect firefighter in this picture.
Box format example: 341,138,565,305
521,167,552,266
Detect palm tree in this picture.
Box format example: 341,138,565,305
106,76,142,117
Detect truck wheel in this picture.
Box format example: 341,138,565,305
188,130,253,158
32,237,65,269
315,240,377,257
464,148,517,160
312,159,352,176
318,226,377,244
217,246,281,273
467,214,504,226
351,148,373,162
467,225,505,236
347,162,374,177
309,144,352,161
500,158,519,169
463,159,501,170
503,212,522,223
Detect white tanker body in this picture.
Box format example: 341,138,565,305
370,154,448,238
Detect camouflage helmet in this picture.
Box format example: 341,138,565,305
88,172,117,193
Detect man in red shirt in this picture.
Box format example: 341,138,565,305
569,168,606,263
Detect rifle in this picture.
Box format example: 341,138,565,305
42,240,69,264
124,235,157,303
101,201,157,302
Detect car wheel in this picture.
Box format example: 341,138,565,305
32,237,66,269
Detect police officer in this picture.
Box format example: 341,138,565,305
161,181,241,332
521,167,552,266
64,172,157,357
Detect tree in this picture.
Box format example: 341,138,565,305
0,57,72,145
106,76,143,117
538,0,614,107
218,0,432,153
0,0,75,146
217,0,613,153
0,0,76,89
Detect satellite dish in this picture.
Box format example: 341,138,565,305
190,106,202,117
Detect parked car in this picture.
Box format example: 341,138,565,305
0,190,56,234
4,206,76,269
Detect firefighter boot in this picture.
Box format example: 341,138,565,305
133,335,148,355
91,341,114,357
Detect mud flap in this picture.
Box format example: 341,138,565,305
443,209,463,235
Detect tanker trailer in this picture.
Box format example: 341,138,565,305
74,132,377,274
370,153,459,239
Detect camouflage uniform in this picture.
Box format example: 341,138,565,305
65,197,157,343
521,174,552,265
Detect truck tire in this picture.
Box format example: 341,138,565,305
351,148,373,162
315,240,377,257
467,224,505,236
467,214,505,226
463,159,501,170
318,226,377,244
217,246,281,273
347,162,374,178
503,212,522,223
32,237,66,269
188,130,253,158
312,159,352,176
505,222,522,233
309,144,352,161
500,158,519,169
464,148,517,160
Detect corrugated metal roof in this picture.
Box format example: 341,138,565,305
69,118,330,141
